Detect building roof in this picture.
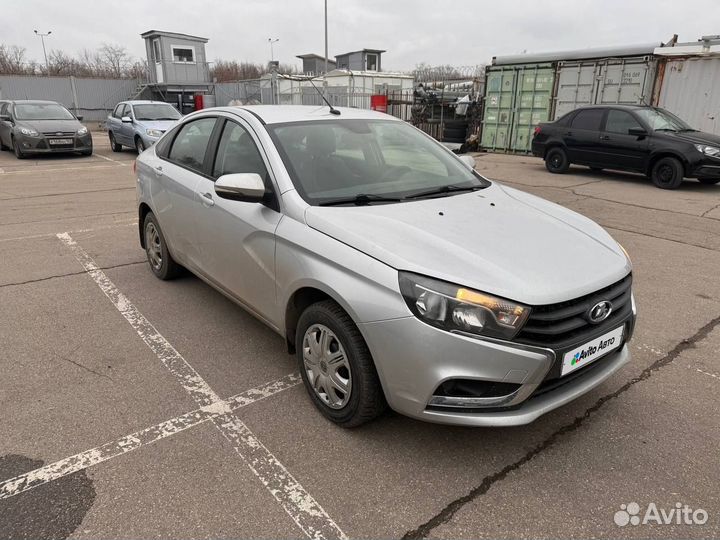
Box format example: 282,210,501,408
335,48,386,58
654,35,720,57
140,30,209,43
296,53,336,62
210,105,396,125
493,42,663,65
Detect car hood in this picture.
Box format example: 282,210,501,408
661,130,720,146
135,119,178,131
304,183,631,306
17,119,82,132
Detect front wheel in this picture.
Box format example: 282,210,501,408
109,132,122,152
545,147,569,173
698,177,720,185
135,137,146,154
296,300,386,428
143,212,183,280
651,157,684,189
12,137,26,159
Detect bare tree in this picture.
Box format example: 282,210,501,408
99,43,131,78
0,45,33,74
211,59,297,82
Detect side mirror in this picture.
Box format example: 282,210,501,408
121,116,132,123
0,114,11,122
458,155,476,170
75,115,84,122
215,173,265,203
628,127,647,137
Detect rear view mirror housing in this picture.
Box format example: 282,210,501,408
628,127,648,137
75,115,84,122
0,114,11,122
121,116,132,123
215,173,265,203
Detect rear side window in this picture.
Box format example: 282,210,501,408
555,112,573,127
167,118,216,173
212,121,268,180
571,109,605,131
605,110,642,134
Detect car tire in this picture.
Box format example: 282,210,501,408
12,137,26,160
0,138,8,151
296,300,386,428
698,177,720,185
651,157,684,189
143,212,183,280
109,132,122,152
545,147,569,173
135,137,146,154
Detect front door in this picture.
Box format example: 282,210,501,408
192,118,282,324
596,109,649,171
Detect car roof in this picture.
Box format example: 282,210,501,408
566,104,653,112
212,105,399,125
121,100,173,105
8,100,63,105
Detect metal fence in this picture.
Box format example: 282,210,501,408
0,75,140,122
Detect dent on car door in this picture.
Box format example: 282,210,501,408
192,118,282,323
564,108,606,164
156,116,218,268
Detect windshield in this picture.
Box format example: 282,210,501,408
15,103,75,121
133,104,181,121
267,119,489,205
635,108,693,132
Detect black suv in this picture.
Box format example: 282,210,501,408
531,105,720,189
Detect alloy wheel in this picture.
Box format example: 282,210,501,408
302,324,352,409
145,222,163,271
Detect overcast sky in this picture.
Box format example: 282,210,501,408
2,0,719,71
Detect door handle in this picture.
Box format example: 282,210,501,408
599,135,610,141
200,192,215,207
154,165,163,176
564,131,573,137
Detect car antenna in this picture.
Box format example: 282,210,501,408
307,78,341,115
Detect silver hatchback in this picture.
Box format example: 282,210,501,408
135,105,635,427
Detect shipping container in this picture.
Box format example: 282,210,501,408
654,37,720,135
554,56,656,119
481,63,554,153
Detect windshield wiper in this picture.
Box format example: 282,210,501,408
655,128,678,132
319,193,404,206
404,184,483,200
678,128,699,132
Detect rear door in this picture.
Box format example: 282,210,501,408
564,108,606,165
155,116,218,268
596,109,649,172
192,117,282,324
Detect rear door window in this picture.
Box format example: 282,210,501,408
571,109,605,131
167,118,217,173
605,110,643,134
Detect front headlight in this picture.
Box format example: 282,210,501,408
399,272,531,340
77,126,88,135
19,127,39,137
146,129,163,138
694,144,720,157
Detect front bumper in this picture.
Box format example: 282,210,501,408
361,311,634,427
15,133,93,154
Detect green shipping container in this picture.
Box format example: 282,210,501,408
481,63,555,153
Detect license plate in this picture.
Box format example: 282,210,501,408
561,326,624,376
49,138,73,145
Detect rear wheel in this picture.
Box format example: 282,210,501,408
143,212,182,280
698,177,720,185
545,147,569,173
296,300,386,428
651,157,684,189
109,132,122,152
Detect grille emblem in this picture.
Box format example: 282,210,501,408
588,300,612,324
56,132,63,136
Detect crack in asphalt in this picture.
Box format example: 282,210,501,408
0,260,146,289
402,314,720,539
0,186,135,201
54,344,115,381
701,201,720,218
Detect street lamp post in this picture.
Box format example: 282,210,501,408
268,38,279,62
34,30,51,74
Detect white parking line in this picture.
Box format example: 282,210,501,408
93,153,129,165
0,374,301,501
57,232,347,540
695,367,720,381
0,163,126,175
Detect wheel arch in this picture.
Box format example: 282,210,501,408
647,151,690,177
543,140,567,159
138,202,152,248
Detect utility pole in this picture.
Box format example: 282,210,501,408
34,30,51,74
268,38,279,62
324,0,328,74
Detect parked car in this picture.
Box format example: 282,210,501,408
532,105,720,189
0,100,92,159
135,105,635,427
107,100,182,154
